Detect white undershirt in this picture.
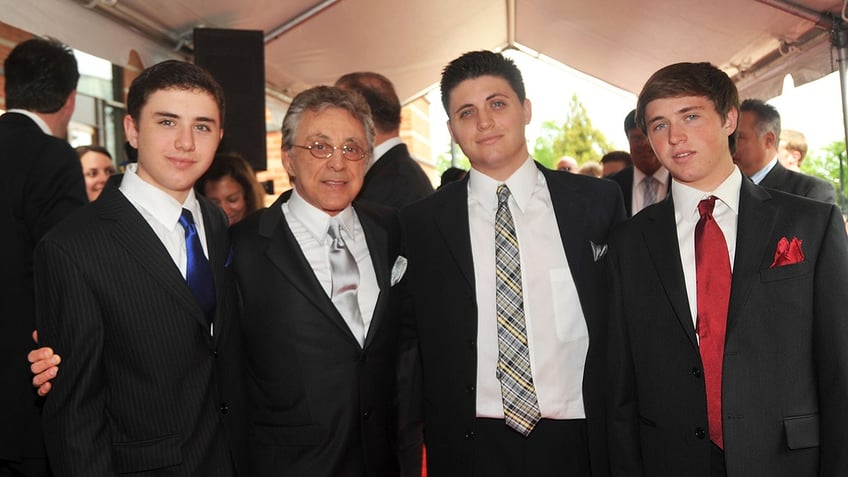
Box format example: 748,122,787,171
469,157,588,420
281,188,379,341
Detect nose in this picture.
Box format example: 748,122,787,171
326,148,346,171
668,123,686,145
476,109,494,131
175,125,196,151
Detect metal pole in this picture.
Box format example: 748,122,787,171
835,26,848,211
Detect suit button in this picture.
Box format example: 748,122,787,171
464,431,475,439
691,367,701,377
362,410,371,420
220,402,229,414
694,427,705,439
466,385,475,393
468,340,475,349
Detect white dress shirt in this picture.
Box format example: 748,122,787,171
671,166,741,331
282,188,379,343
632,166,670,215
469,157,589,420
119,163,209,279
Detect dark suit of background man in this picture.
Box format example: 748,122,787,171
733,98,836,204
0,37,86,477
336,72,434,209
606,109,670,217
607,62,848,477
35,60,245,476
400,50,623,477
231,86,403,476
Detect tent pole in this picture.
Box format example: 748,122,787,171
835,26,848,210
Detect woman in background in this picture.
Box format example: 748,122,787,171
76,145,116,202
195,152,265,225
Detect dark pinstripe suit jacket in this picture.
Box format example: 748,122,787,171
34,180,246,476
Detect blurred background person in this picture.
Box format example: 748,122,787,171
76,145,115,202
600,150,631,177
578,160,603,178
195,152,265,226
556,155,578,172
1,36,84,477
777,128,807,173
607,109,669,217
439,166,467,189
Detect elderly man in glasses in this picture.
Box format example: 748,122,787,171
229,85,406,476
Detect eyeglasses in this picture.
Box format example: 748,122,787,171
292,141,369,161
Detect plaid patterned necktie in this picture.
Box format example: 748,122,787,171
494,184,541,436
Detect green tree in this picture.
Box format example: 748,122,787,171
803,139,847,209
533,93,612,169
434,143,470,175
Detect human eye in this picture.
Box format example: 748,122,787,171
342,144,363,156
491,99,506,109
458,108,474,119
685,113,699,121
195,123,212,132
158,119,175,127
651,121,667,132
312,142,329,152
84,169,97,178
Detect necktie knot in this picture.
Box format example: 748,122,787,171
179,208,195,231
497,184,511,207
698,196,717,218
328,219,345,247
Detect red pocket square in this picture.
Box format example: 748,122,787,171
770,236,804,267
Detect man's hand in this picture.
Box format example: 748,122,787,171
29,330,60,396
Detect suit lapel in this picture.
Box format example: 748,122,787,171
260,193,362,347
357,206,389,348
641,198,699,346
96,183,210,332
433,179,476,294
199,197,230,345
727,180,777,334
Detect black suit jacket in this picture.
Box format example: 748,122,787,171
606,166,670,217
231,191,403,477
35,182,246,476
759,161,836,204
606,179,848,476
357,143,433,209
399,164,624,476
0,112,86,463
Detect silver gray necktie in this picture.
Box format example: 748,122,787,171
643,175,657,207
328,218,366,346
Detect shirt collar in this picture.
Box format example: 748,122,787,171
468,156,537,214
370,136,404,170
748,157,778,185
633,165,670,186
7,109,52,135
286,186,357,243
672,165,742,223
119,163,201,230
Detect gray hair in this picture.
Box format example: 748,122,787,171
281,85,375,153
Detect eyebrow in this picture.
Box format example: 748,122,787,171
152,111,218,124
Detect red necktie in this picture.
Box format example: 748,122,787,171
695,196,731,449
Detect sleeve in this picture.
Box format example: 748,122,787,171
34,237,113,476
814,205,848,476
605,229,645,477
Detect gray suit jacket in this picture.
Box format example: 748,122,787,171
607,178,848,476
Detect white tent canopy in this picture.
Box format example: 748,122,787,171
2,0,845,103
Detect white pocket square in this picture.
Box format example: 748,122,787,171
590,241,608,262
390,255,408,286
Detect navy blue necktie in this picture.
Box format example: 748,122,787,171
178,208,216,323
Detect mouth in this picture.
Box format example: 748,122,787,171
671,150,694,162
167,156,196,169
477,134,502,146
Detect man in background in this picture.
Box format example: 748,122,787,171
607,109,669,216
0,37,86,477
734,99,835,203
336,72,434,209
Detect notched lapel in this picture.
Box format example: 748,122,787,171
357,209,389,347
98,187,210,332
641,200,698,346
433,184,476,294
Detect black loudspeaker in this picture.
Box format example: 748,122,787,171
194,28,267,171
